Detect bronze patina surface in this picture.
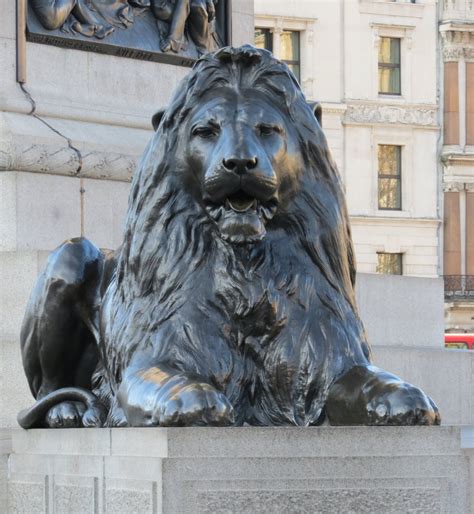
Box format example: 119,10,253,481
18,46,441,428
27,0,229,65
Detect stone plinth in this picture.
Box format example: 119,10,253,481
5,426,474,513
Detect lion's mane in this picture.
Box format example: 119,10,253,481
97,46,371,424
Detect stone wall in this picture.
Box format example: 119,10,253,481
5,426,474,513
356,273,444,348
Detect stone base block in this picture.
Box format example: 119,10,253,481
356,273,444,348
5,426,474,513
374,346,474,426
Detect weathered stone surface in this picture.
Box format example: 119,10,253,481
0,112,147,181
106,487,154,514
356,273,444,348
82,178,130,250
194,484,442,514
54,481,95,514
0,430,11,514
0,339,34,429
8,481,45,514
3,426,473,513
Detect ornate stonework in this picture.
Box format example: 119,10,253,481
344,103,438,127
443,181,465,193
464,47,474,60
0,138,137,181
443,45,465,61
440,26,474,61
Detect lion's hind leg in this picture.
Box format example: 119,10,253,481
20,238,106,428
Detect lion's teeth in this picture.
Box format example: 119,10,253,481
227,198,256,212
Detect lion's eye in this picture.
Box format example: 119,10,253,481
257,124,280,136
192,125,219,138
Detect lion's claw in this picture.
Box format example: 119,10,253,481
366,383,440,426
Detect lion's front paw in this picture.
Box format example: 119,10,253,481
366,382,441,426
158,382,235,427
119,370,235,427
326,365,441,426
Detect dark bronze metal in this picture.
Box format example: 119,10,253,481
26,0,229,66
18,46,441,428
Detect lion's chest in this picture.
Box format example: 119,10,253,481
213,266,295,352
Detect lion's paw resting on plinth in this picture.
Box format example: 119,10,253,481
17,45,440,428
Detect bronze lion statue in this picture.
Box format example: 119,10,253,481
18,45,440,428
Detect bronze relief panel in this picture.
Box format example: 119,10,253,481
27,0,231,66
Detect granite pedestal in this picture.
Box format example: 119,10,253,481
4,426,474,513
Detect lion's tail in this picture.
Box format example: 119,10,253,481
17,387,107,429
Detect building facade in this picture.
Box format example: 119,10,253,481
440,0,474,333
255,0,441,278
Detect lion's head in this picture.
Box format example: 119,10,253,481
117,45,357,311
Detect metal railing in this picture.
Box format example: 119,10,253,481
444,275,474,299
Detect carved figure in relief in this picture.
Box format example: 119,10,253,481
30,0,140,38
29,0,220,53
152,0,219,54
18,46,441,429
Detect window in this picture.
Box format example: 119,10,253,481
444,62,460,145
255,28,273,53
378,145,401,210
254,28,301,82
280,31,300,82
376,253,403,275
378,37,401,95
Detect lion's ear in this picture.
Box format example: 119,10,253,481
308,101,322,127
151,108,166,131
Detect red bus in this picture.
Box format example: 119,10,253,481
445,333,474,350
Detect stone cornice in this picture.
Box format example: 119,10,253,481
443,180,474,192
344,102,438,128
441,151,474,166
320,102,347,115
443,181,466,192
0,112,144,181
0,138,138,181
440,24,474,61
350,215,441,226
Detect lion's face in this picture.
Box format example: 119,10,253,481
178,88,304,244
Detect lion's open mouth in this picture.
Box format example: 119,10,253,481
203,190,279,244
226,191,257,213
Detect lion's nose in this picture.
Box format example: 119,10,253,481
223,156,258,175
